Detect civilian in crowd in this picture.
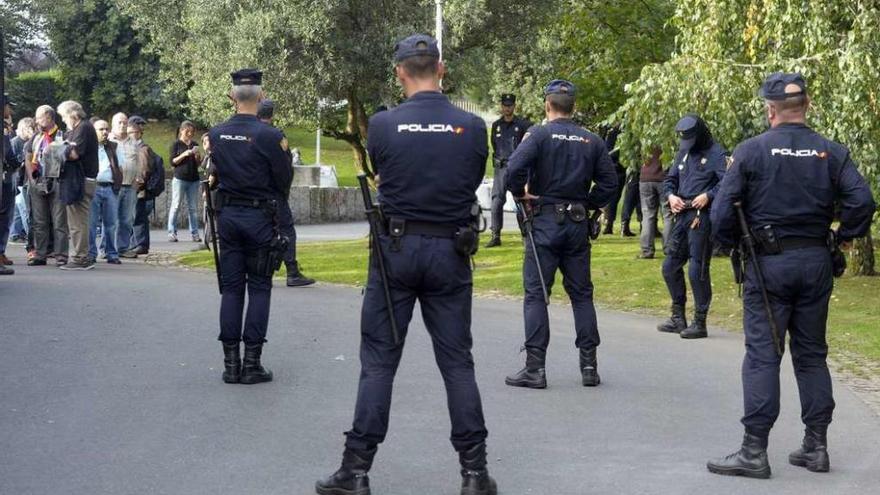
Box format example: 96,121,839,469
9,118,36,243
637,146,672,259
88,120,123,264
619,167,642,237
109,112,139,255
167,120,202,242
0,94,16,274
57,100,99,271
26,105,69,266
121,116,153,258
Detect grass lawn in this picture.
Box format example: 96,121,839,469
179,232,880,374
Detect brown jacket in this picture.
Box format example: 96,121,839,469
133,141,152,199
99,141,123,193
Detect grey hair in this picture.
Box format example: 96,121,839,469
16,117,35,136
35,105,56,119
231,84,262,103
57,100,87,120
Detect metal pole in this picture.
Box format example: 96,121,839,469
315,127,321,166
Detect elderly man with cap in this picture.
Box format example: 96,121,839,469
706,73,875,479
656,114,727,338
503,79,618,389
256,98,315,287
207,69,292,386
486,93,531,247
316,34,497,495
0,93,17,275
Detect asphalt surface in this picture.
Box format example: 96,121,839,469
1,235,879,495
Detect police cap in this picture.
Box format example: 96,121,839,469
675,114,699,151
759,72,807,100
231,68,263,86
393,34,440,63
257,99,275,120
543,79,576,97
500,93,516,106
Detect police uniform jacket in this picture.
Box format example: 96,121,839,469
711,123,876,247
491,116,531,162
209,114,292,201
368,91,487,225
664,142,727,203
505,118,618,208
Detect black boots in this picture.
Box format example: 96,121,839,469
680,311,708,339
579,348,601,386
621,223,636,237
505,347,547,389
240,343,273,384
707,433,771,479
286,262,316,287
221,342,241,384
316,447,377,495
789,427,830,472
459,443,498,495
657,304,688,333
485,232,501,248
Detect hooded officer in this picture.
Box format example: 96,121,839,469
486,93,531,247
707,73,875,478
208,69,292,385
255,98,316,288
316,34,497,495
656,114,727,338
503,79,618,389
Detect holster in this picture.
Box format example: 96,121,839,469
753,225,782,255
567,203,587,223
454,226,479,256
828,230,846,278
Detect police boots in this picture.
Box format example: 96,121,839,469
707,432,771,479
505,347,547,389
286,261,316,287
680,311,708,339
485,231,501,248
657,304,688,333
579,347,601,386
789,427,830,472
221,342,241,384
315,447,376,495
459,443,498,495
240,343,273,384
621,223,636,237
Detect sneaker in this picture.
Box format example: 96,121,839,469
168,233,178,242
0,265,14,275
28,258,47,266
635,252,655,259
59,260,95,271
107,258,122,265
192,234,202,243
0,254,13,266
120,250,139,259
55,256,68,266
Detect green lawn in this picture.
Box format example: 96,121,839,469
179,233,880,374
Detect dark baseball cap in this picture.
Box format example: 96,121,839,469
500,93,516,105
543,79,576,97
393,34,440,63
759,72,807,100
257,99,275,119
128,115,147,127
231,68,263,86
675,114,699,151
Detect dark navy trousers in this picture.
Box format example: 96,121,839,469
523,214,600,352
217,206,274,345
345,234,488,452
276,198,297,265
741,246,836,435
662,209,712,313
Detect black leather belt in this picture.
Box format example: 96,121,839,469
537,202,584,214
97,181,114,187
757,236,826,255
223,197,271,208
387,219,458,238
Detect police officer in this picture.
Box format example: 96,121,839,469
1,93,16,276
503,79,618,389
316,34,496,495
485,93,531,248
256,99,316,287
208,69,292,385
707,73,875,478
656,114,726,339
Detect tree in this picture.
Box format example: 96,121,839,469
614,0,880,275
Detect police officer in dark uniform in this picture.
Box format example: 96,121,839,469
256,99,316,287
1,93,16,276
503,79,618,389
485,93,531,248
208,69,292,385
707,73,875,478
316,35,496,495
656,114,727,339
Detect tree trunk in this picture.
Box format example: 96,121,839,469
345,90,371,177
849,232,876,276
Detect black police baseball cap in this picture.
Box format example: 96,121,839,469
759,72,807,100
675,114,699,151
257,99,275,119
231,68,263,86
393,34,440,63
543,79,576,97
500,93,516,106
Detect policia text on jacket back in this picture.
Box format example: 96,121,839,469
706,72,876,479
316,34,497,495
207,69,293,386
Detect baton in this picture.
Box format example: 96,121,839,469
202,180,222,294
734,202,783,356
358,174,400,344
516,200,549,306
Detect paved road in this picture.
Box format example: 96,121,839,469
1,241,878,495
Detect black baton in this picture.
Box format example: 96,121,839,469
202,180,222,294
516,200,549,305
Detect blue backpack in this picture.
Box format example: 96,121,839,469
144,147,166,198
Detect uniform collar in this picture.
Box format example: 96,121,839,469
230,113,259,121
407,91,446,101
771,122,809,131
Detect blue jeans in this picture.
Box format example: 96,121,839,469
89,184,119,260
167,178,200,236
0,180,15,254
115,186,137,253
11,184,29,237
